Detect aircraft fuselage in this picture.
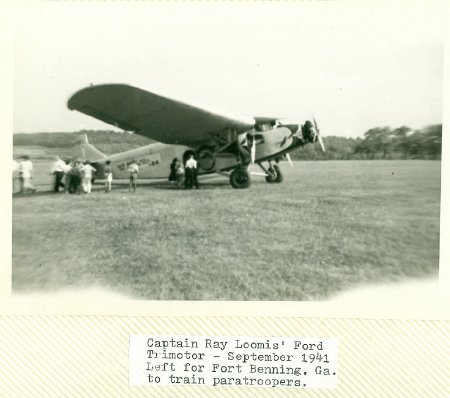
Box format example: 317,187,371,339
103,143,189,179
91,125,299,180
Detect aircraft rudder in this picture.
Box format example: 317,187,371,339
79,134,107,161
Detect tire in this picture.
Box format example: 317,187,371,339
273,165,283,183
230,168,251,189
265,165,283,183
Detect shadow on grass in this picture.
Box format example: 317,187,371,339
13,189,58,199
12,179,238,198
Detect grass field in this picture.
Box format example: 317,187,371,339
12,160,441,300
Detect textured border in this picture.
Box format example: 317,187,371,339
1,1,449,397
0,316,448,397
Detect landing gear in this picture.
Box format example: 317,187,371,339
264,164,283,183
230,167,251,189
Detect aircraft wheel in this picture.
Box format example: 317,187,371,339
230,168,251,189
273,165,283,183
265,165,283,183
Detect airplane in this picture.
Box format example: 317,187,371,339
68,84,325,189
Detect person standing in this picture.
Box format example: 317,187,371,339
168,158,178,184
68,160,83,194
104,160,113,193
128,159,139,192
82,160,97,194
12,159,21,194
19,155,36,194
51,155,67,193
63,158,73,194
76,160,85,194
185,154,199,189
175,158,185,187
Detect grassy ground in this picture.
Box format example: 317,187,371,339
12,160,441,300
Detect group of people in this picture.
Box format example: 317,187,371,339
13,153,202,194
169,154,199,189
12,154,138,195
51,156,98,194
51,157,137,194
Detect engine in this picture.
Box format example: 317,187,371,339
301,120,317,143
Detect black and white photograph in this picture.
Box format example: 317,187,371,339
11,1,444,301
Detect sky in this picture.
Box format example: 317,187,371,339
11,1,445,138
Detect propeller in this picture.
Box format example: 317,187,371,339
251,135,256,164
312,116,325,152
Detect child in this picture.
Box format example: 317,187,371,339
104,160,113,193
175,159,185,186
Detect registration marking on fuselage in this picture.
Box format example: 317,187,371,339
117,153,162,171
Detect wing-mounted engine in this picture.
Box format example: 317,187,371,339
191,129,251,174
197,146,216,171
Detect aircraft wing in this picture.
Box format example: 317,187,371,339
68,84,255,146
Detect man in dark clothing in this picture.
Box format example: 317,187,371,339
68,161,83,194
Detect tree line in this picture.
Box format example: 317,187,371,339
291,124,442,160
13,130,154,155
13,130,153,147
13,124,442,160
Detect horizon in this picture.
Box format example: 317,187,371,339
13,121,443,140
11,2,444,138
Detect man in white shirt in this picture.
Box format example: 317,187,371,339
185,154,199,189
128,160,139,192
19,155,36,194
51,155,67,192
82,160,97,193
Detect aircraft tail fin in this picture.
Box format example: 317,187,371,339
79,134,107,161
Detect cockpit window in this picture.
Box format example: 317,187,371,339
255,123,272,132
